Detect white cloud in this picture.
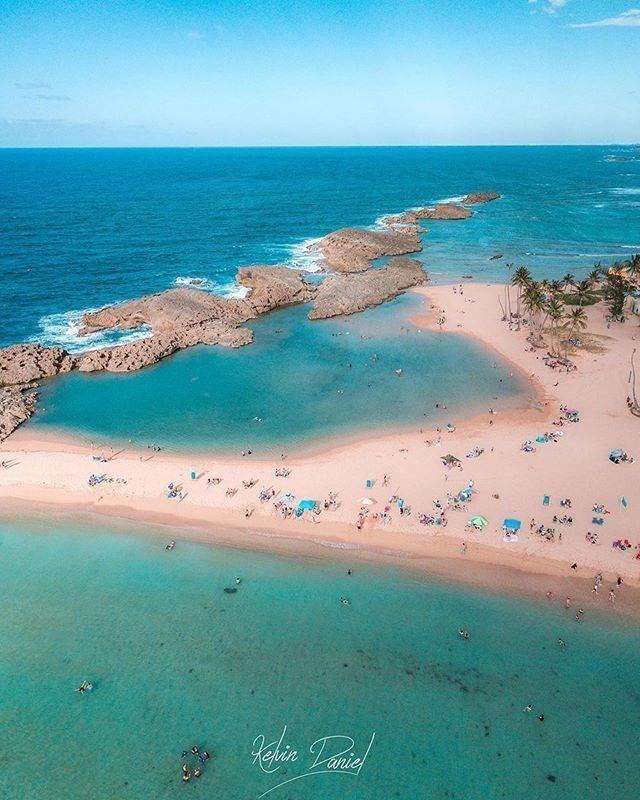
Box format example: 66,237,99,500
568,8,640,27
186,31,206,40
529,0,568,14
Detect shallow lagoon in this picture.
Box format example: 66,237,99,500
29,294,527,454
0,514,639,800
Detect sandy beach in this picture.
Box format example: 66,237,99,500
2,283,639,606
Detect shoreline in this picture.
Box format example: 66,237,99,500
2,282,639,613
2,496,639,623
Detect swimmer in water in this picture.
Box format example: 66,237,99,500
341,597,350,605
458,629,470,639
523,704,533,712
538,714,545,722
557,638,566,647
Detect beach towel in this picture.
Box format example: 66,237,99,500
620,497,628,508
543,495,550,506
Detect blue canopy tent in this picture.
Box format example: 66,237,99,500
503,518,521,532
296,499,318,517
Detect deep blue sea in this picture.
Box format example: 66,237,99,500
1,146,639,349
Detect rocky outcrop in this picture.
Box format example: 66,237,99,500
309,258,427,320
0,343,76,442
237,265,316,314
0,343,76,387
463,192,501,205
75,266,314,374
384,203,472,225
77,324,252,373
312,227,422,273
81,266,315,337
80,287,247,336
0,384,38,440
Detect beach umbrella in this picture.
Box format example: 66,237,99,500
503,518,521,531
441,454,461,465
610,449,625,459
469,515,488,529
360,497,375,506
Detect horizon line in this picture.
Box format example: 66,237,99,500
1,142,639,151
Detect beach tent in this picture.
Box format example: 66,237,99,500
469,515,488,530
458,487,473,502
609,449,627,464
296,499,317,517
502,518,521,532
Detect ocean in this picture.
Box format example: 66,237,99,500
1,145,639,350
0,513,639,800
5,145,637,450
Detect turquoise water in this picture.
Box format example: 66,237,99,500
0,514,639,800
29,295,526,453
1,146,639,349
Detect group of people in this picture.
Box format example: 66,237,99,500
181,745,211,783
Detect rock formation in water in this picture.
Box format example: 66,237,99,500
312,227,422,273
81,266,314,337
384,203,472,225
0,384,39,440
309,257,427,320
463,192,501,205
0,343,76,387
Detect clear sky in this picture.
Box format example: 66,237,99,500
1,0,639,146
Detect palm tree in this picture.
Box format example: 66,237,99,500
573,278,598,308
511,266,531,326
504,263,515,319
603,268,632,318
545,296,566,355
566,307,588,341
522,280,545,339
588,266,602,286
562,273,576,291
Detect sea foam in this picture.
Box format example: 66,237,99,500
37,307,152,353
174,275,250,299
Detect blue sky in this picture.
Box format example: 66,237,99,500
1,0,638,146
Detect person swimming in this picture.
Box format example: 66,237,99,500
557,638,566,647
458,629,470,639
340,597,350,605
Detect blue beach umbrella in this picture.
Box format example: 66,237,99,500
503,518,521,531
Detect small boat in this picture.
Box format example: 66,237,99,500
166,541,175,551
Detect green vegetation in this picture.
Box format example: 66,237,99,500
507,255,640,357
